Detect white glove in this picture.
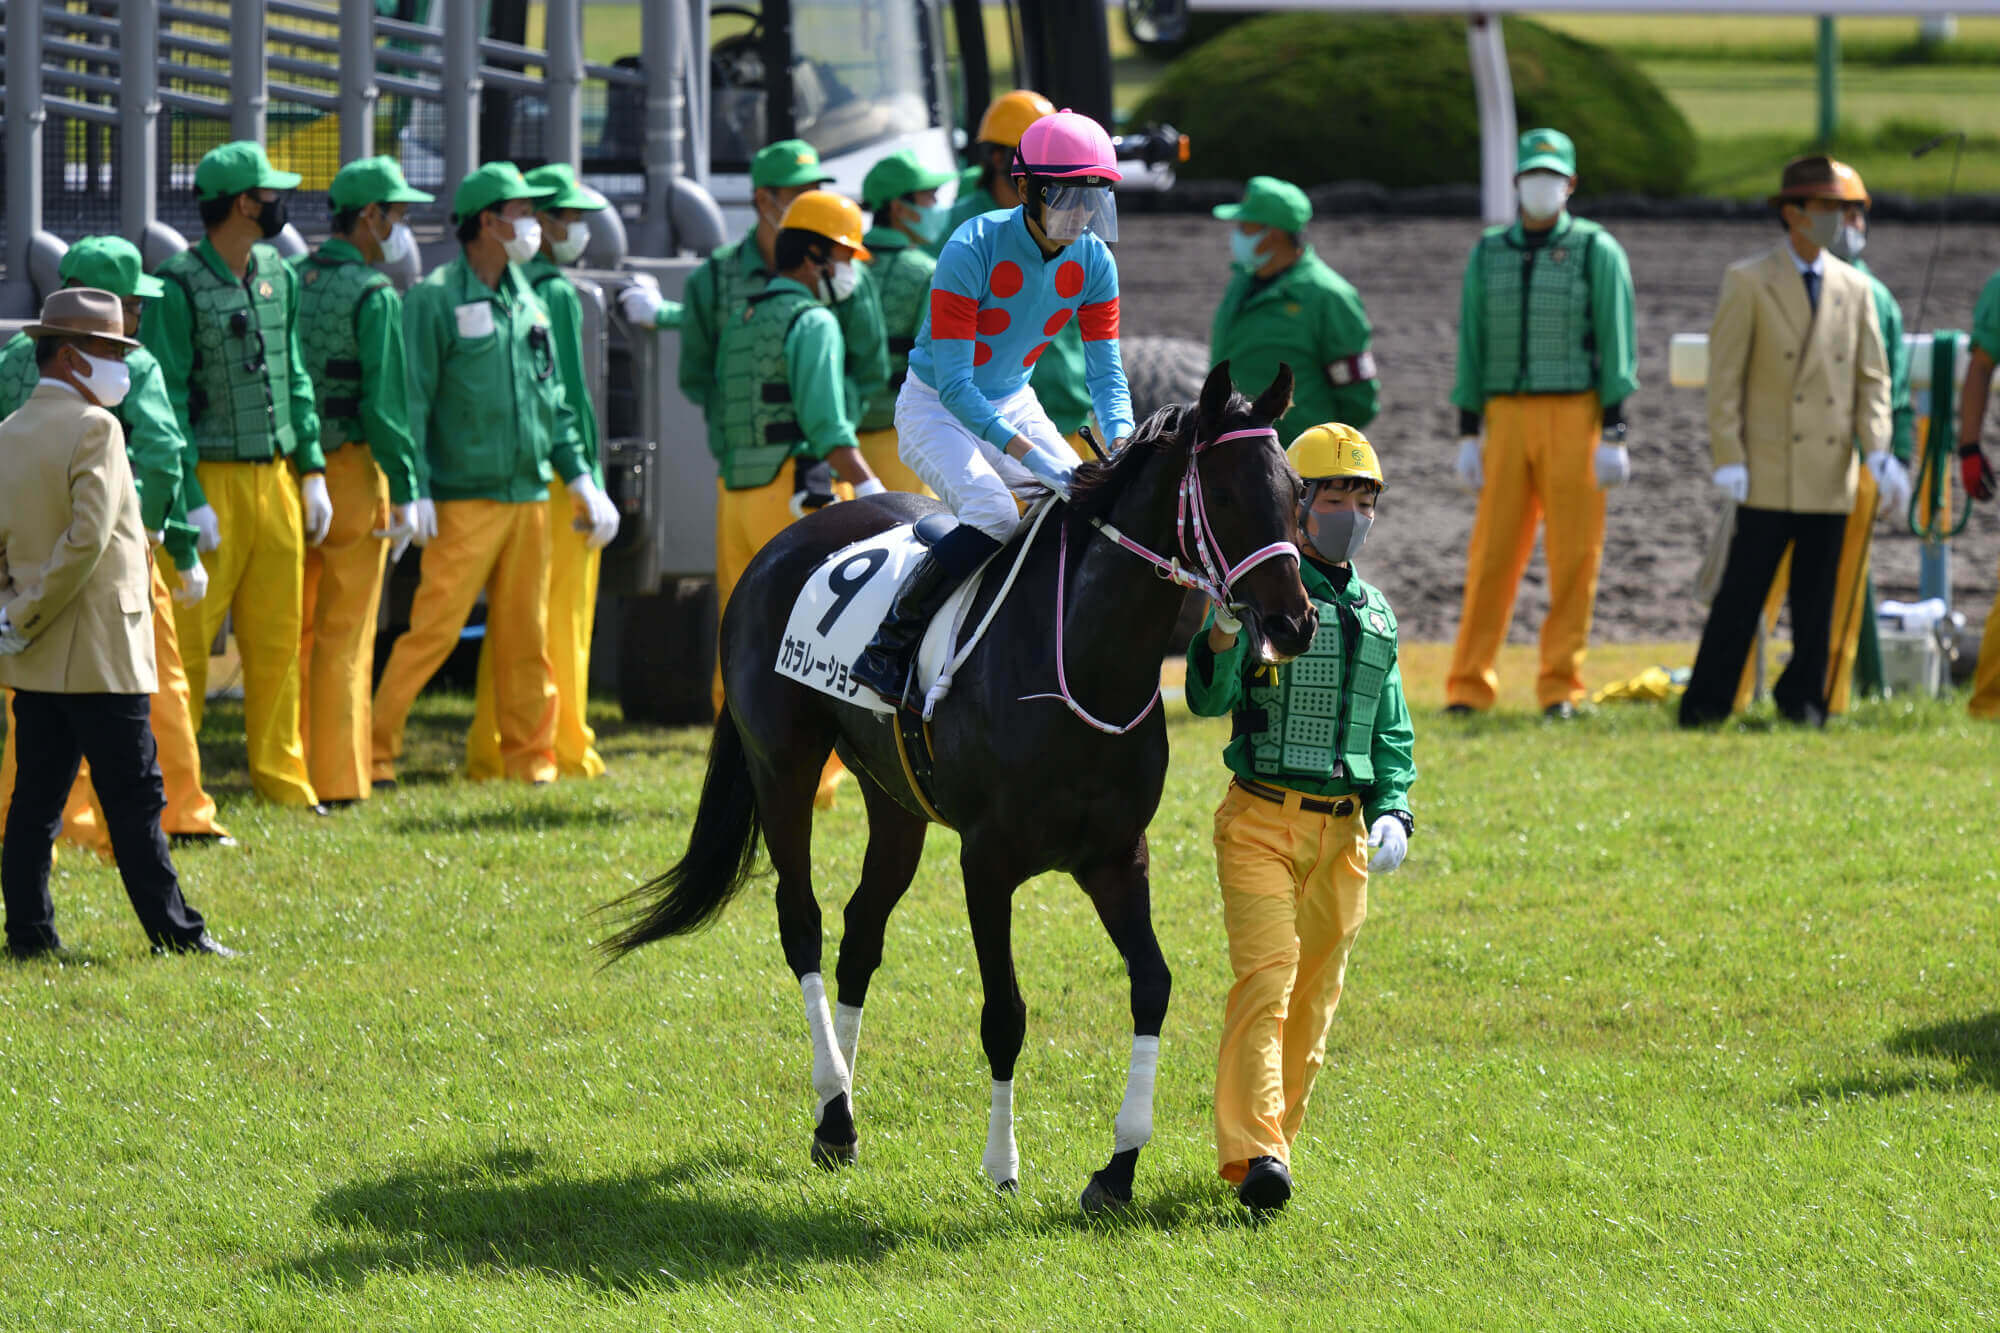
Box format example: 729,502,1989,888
1367,815,1408,874
1866,450,1912,519
1595,441,1631,489
373,502,422,564
188,504,222,553
0,607,29,656
410,498,439,546
566,475,620,551
299,473,333,546
1211,603,1242,637
619,279,664,327
147,528,167,547
1712,464,1749,504
852,478,887,499
1018,446,1076,496
1455,437,1484,492
171,556,209,608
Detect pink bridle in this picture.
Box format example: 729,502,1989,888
1020,425,1302,735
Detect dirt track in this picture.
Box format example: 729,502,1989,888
1114,214,2000,644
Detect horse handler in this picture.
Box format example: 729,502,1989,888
1184,424,1416,1213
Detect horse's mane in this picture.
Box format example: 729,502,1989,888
1064,401,1190,523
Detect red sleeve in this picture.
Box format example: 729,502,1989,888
1078,297,1119,342
930,289,979,341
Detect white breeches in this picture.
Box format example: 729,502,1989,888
895,376,1079,544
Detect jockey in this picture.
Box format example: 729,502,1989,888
851,109,1135,703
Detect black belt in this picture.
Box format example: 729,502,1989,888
1235,777,1355,817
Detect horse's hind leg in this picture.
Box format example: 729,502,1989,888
1076,836,1172,1216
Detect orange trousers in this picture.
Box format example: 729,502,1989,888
468,478,605,781
1212,780,1369,1183
1970,569,2000,720
371,499,557,785
1732,466,1878,715
1447,392,1607,711
300,444,391,802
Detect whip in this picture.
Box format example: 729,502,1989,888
1909,130,1964,335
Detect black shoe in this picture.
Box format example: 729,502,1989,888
154,933,238,958
169,832,239,849
321,798,361,810
1237,1155,1292,1213
1779,701,1828,728
850,549,964,704
8,940,67,962
1444,703,1475,717
372,778,399,793
1543,701,1576,720
308,803,335,817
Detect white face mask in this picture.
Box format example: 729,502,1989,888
501,216,542,263
550,221,590,266
1830,223,1867,262
379,219,414,265
828,260,858,303
1517,174,1570,222
73,350,131,408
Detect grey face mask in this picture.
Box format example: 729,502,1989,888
1803,209,1841,252
1303,507,1371,563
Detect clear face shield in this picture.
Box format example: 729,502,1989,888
1039,181,1119,244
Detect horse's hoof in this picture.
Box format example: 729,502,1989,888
1080,1173,1131,1217
810,1135,858,1170
994,1177,1018,1195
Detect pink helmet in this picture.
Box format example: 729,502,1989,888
1013,109,1122,182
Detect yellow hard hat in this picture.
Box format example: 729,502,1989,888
778,190,871,261
976,90,1056,148
1828,158,1871,207
1287,422,1385,490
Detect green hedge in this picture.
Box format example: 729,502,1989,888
1133,14,1697,196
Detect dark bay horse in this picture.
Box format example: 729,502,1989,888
602,363,1315,1213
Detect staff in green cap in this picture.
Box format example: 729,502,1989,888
857,148,956,493
0,235,233,851
143,139,329,810
464,162,618,784
370,161,618,788
1208,175,1378,444
292,155,433,807
1445,127,1639,720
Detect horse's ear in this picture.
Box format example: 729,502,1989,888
1198,361,1235,430
1253,363,1295,427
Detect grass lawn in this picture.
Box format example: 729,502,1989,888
4,650,1999,1327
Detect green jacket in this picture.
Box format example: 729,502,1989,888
1210,246,1378,443
1850,257,1916,462
0,333,201,572
522,255,604,488
1451,212,1638,417
1185,558,1416,824
402,253,587,504
292,238,423,503
859,225,936,432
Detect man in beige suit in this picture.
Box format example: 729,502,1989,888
0,289,230,959
1681,156,1893,728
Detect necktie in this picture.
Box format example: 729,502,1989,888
1802,267,1820,313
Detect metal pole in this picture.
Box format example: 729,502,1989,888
121,0,164,245
3,0,48,316
443,0,482,198
640,0,682,254
546,0,584,168
339,0,379,165
1466,14,1517,226
231,0,269,143
1815,16,1838,147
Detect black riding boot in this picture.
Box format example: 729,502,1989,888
851,525,1002,703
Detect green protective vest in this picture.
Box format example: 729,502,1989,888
717,285,818,490
159,243,303,462
865,244,934,431
296,250,393,455
1476,220,1602,397
1246,578,1399,785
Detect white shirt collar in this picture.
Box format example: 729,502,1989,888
1787,238,1825,277
37,377,82,399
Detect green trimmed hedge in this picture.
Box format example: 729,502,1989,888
1133,14,1696,196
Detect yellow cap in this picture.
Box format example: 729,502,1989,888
778,190,872,261
1287,422,1384,489
975,90,1056,148
1828,158,1871,207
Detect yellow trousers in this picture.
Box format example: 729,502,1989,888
714,476,844,806
1970,571,2000,720
1447,392,1607,711
856,427,934,497
1212,780,1369,1183
1732,467,1877,715
468,479,606,780
1,555,229,852
176,460,318,806
300,444,391,802
371,499,557,785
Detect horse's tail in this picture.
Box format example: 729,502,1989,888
598,711,762,959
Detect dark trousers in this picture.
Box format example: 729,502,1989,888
1681,507,1848,727
2,690,204,953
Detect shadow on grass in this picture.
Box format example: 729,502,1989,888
1793,1012,2000,1103
384,803,634,835
269,1145,995,1294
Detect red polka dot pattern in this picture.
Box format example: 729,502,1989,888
1022,341,1051,367
988,262,1023,298
973,341,994,366
1054,261,1084,299
1043,309,1073,336
977,308,1012,335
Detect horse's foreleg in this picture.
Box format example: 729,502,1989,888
1078,839,1172,1215
964,856,1026,1193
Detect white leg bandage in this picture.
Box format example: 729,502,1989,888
1112,1035,1161,1153
833,1002,864,1086
984,1079,1019,1187
799,973,851,1113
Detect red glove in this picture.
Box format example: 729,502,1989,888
1963,443,1998,503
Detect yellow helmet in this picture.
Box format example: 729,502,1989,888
778,190,872,261
1287,422,1385,490
1828,158,1871,207
976,90,1056,148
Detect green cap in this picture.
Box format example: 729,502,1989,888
59,235,165,300
752,139,834,190
861,150,956,211
1516,128,1576,177
194,141,303,201
451,161,558,223
329,155,436,211
1211,175,1311,232
523,162,607,212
